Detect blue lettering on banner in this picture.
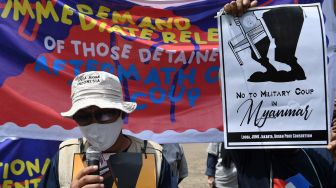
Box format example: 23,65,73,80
205,66,219,83
161,67,176,84
69,60,83,76
144,68,161,86
101,62,115,73
33,55,218,110
53,60,66,75
177,68,195,85
130,93,147,110
34,56,52,74
118,64,141,81
86,60,99,72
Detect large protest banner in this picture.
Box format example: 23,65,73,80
0,0,335,186
0,0,226,143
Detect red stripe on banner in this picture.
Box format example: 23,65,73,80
18,16,40,41
18,0,49,41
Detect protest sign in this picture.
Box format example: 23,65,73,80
218,3,330,148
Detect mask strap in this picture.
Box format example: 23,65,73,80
141,140,148,159
79,138,86,161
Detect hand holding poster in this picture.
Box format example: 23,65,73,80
218,3,330,148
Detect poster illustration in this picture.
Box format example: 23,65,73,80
218,3,330,148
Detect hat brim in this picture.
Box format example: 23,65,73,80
61,98,137,118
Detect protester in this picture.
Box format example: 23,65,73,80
39,71,175,188
205,142,238,188
222,0,336,187
161,143,189,186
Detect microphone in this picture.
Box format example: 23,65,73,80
86,146,101,175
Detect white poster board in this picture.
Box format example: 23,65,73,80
218,3,330,149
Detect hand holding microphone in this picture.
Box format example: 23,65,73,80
86,146,101,175
70,146,103,188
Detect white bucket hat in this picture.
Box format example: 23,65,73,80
61,71,137,118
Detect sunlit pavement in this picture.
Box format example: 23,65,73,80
179,143,208,188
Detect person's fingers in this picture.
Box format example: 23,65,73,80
330,131,336,142
79,175,104,188
242,0,251,5
251,0,258,7
242,0,251,12
224,3,233,14
331,130,336,137
224,0,257,16
327,140,336,150
236,0,244,16
230,1,238,16
75,166,99,180
74,166,104,188
82,184,104,188
207,176,215,187
327,143,336,160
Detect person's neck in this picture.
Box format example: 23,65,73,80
104,134,131,153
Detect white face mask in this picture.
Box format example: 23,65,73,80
79,116,123,151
